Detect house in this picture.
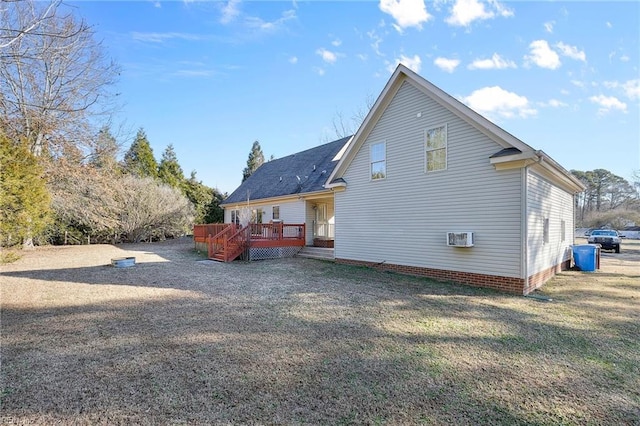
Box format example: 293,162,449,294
214,136,350,260
216,64,585,295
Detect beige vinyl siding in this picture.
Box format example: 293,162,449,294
224,199,306,225
335,80,523,278
526,169,574,276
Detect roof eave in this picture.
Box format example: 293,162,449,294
220,187,334,207
534,151,586,193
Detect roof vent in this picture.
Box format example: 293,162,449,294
313,165,316,171
279,176,282,182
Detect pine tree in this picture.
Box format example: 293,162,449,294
242,140,265,182
0,132,51,247
182,171,226,224
157,144,185,189
90,126,120,172
122,129,158,178
203,189,226,224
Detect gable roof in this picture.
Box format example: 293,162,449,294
221,136,351,206
326,64,585,194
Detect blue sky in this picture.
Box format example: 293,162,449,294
71,0,639,194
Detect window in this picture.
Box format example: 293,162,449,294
543,218,550,244
251,209,263,224
272,206,280,220
425,125,447,172
230,209,240,225
370,142,386,180
561,220,566,242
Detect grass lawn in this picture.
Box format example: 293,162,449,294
1,238,639,425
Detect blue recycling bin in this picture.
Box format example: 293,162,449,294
573,244,598,272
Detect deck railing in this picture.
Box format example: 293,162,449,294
223,225,250,262
193,223,237,243
194,222,306,260
248,223,305,240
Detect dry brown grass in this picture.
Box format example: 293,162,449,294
1,238,639,425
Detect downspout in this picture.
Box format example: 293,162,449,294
524,154,546,292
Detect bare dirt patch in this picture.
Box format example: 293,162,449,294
1,238,639,424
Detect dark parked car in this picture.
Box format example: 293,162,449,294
588,230,621,253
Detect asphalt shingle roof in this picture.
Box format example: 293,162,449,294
222,136,351,205
489,147,522,158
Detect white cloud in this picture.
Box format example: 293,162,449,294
462,86,537,119
245,9,296,32
131,32,202,43
387,54,422,73
604,79,640,100
331,38,342,47
620,55,630,62
589,95,627,115
316,48,340,64
555,42,586,62
543,21,554,33
468,53,516,70
570,80,585,88
367,30,384,56
544,99,568,108
445,0,512,27
525,40,561,70
606,21,612,28
316,48,337,63
379,0,432,32
220,0,241,24
314,67,326,76
434,57,461,73
489,0,514,18
289,56,298,64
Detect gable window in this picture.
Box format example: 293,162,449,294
370,141,386,180
425,125,447,172
272,206,280,220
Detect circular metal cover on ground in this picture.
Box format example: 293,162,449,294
111,257,136,268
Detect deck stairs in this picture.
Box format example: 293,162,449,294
296,246,335,261
210,241,243,262
207,224,248,263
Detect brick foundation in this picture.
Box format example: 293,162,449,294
313,238,335,248
525,259,571,294
335,258,570,295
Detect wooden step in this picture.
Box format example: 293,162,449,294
297,246,334,261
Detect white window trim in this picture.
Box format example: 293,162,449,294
425,123,448,173
272,205,280,221
370,141,387,181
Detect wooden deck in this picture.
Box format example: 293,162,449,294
194,223,306,262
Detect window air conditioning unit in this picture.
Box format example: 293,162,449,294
447,232,474,247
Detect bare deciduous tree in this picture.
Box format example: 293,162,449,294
0,0,119,156
117,176,194,243
0,0,59,49
331,93,376,139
